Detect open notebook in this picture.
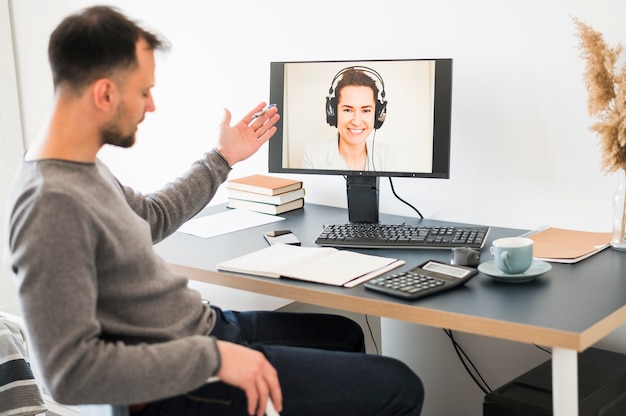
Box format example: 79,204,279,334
217,243,404,287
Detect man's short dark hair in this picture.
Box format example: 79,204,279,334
48,6,168,92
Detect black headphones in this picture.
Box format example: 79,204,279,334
325,66,387,129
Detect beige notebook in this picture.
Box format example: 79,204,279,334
520,226,612,263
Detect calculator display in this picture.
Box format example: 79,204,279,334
422,261,469,278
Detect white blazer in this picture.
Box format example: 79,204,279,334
302,137,396,171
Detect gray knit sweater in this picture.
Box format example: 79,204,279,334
4,149,231,405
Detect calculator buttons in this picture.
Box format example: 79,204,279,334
364,260,478,300
368,272,445,295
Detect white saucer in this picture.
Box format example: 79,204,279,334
478,260,552,283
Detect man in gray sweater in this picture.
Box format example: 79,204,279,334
4,5,424,416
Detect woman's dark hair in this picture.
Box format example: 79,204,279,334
335,69,380,104
48,6,168,92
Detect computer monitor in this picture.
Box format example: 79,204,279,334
268,58,453,223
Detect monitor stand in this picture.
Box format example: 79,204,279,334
346,175,379,223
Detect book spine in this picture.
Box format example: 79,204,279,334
227,188,305,205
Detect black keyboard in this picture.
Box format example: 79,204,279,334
314,223,489,249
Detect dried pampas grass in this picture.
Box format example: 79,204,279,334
574,17,626,173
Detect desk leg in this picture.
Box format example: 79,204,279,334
552,348,578,416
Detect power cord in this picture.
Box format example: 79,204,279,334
443,329,553,395
534,344,552,354
388,177,423,219
443,328,493,394
339,175,423,219
364,314,379,355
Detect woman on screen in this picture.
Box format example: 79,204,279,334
302,67,396,171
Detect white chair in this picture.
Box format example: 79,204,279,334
0,314,48,416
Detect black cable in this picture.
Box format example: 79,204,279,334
443,329,492,394
443,329,553,396
445,329,491,393
342,172,424,219
534,344,552,354
388,177,423,219
364,314,379,355
371,130,377,171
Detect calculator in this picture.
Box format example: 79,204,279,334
364,260,478,300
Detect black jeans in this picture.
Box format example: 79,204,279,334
138,308,424,415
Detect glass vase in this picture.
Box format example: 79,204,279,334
612,168,626,250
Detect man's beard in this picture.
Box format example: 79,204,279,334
101,126,135,148
100,106,136,148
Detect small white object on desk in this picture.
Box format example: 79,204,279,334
177,209,284,239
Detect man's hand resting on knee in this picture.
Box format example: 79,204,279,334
216,340,283,416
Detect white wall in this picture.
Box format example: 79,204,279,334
6,1,626,415
10,0,623,231
0,0,23,315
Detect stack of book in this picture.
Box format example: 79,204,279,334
226,174,304,215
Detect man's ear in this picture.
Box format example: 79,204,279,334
92,79,116,111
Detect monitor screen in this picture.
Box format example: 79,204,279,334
268,58,453,222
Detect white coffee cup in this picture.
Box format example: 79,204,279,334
490,237,533,274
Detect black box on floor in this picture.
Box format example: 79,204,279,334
483,348,626,416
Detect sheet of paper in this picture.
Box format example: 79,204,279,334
177,209,285,238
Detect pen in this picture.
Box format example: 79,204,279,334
252,104,276,119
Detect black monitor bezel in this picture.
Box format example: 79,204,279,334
268,58,453,179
